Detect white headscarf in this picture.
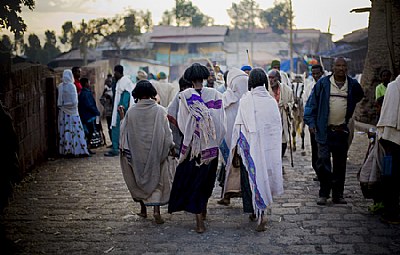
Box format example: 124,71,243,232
57,69,79,116
222,68,249,151
224,68,249,108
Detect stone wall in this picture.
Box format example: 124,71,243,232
0,61,58,176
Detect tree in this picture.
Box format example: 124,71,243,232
160,10,174,26
0,0,35,35
191,10,214,27
24,33,44,63
43,30,61,63
13,32,24,55
59,21,82,50
160,0,212,27
227,0,260,29
356,0,400,124
260,0,291,34
138,10,153,32
175,0,196,26
0,35,13,53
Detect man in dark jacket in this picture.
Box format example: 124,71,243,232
78,78,100,154
304,57,364,205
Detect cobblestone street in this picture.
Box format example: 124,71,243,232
2,123,400,254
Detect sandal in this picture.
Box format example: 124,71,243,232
137,212,147,218
249,213,257,222
154,214,165,224
217,198,230,206
255,220,267,232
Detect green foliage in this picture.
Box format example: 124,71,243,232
227,0,260,29
13,32,24,54
260,0,292,34
160,10,174,26
24,33,44,63
160,0,213,27
43,30,61,62
0,35,13,53
0,0,35,35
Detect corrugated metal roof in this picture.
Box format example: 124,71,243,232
150,25,228,44
151,25,228,38
53,48,101,61
151,35,225,44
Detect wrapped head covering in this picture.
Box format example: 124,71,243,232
271,60,281,69
241,65,252,72
137,70,148,81
157,72,167,80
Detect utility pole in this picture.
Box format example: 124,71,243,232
289,0,293,76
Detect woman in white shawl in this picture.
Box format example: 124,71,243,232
119,80,174,224
57,69,89,157
376,74,400,224
168,63,226,233
218,68,249,206
228,68,284,231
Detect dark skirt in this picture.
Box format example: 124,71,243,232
240,159,254,214
168,156,218,214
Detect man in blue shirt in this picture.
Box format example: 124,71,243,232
304,57,364,205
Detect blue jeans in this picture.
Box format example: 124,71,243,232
317,128,349,198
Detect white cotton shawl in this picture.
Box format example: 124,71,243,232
119,99,174,200
57,69,79,116
178,87,226,165
223,68,249,151
151,79,177,108
111,75,135,127
229,86,284,219
377,75,400,144
269,82,294,143
377,75,400,130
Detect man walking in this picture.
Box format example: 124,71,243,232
304,57,364,205
104,65,135,157
268,69,294,159
302,64,324,181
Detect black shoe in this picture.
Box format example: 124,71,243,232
332,197,347,204
317,197,327,205
104,151,119,157
88,149,96,155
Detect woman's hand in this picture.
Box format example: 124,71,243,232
118,105,125,120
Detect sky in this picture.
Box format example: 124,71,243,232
13,0,371,41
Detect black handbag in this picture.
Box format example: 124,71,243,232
89,122,103,148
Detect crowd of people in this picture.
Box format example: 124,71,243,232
56,56,400,232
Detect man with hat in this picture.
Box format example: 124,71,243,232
151,71,178,108
271,59,292,89
241,65,252,75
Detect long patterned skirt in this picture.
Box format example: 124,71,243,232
58,110,89,156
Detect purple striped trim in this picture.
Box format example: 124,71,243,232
186,94,204,105
181,144,188,155
205,99,222,109
201,147,219,160
238,131,267,209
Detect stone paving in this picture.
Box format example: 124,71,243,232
2,122,400,254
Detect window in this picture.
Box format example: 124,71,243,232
170,44,179,52
189,44,198,54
